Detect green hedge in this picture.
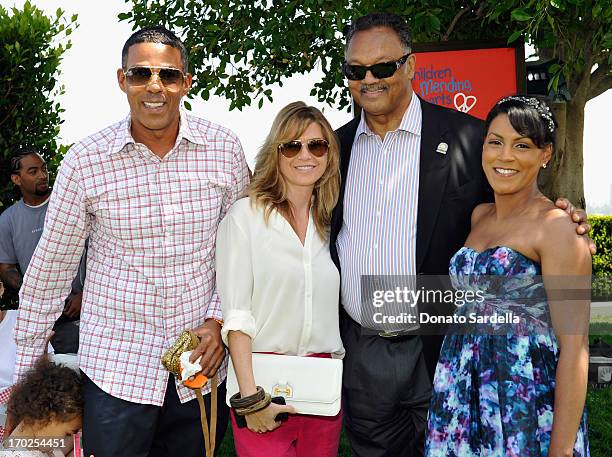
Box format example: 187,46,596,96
586,387,612,457
0,1,77,212
590,216,612,301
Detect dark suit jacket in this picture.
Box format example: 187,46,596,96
331,97,493,378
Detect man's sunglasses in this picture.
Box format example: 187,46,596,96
278,139,329,158
341,52,411,81
123,66,185,86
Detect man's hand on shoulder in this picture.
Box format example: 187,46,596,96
189,319,225,378
554,198,596,255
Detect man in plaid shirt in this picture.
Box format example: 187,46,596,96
10,26,249,457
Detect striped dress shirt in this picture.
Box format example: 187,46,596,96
15,111,249,405
337,96,422,330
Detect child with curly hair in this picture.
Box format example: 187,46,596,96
2,356,83,456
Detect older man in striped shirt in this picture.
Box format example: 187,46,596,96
331,12,592,457
10,26,249,457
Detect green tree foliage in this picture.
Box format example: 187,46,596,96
121,0,512,111
590,215,612,301
121,0,611,205
591,216,612,277
0,1,77,211
121,0,610,111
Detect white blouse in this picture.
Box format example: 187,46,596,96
216,198,344,358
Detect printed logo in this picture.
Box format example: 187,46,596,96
454,93,477,113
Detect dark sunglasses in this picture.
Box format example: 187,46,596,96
278,139,329,158
124,66,185,86
341,52,411,81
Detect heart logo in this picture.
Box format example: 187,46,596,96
454,93,477,113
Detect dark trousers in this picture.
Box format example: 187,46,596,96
82,372,229,457
341,314,432,457
51,313,79,354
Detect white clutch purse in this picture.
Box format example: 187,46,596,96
226,353,343,416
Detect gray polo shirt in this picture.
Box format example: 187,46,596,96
0,198,85,292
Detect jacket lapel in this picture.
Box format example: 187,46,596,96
416,99,452,272
331,116,360,249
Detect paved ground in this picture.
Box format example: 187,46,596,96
591,301,612,320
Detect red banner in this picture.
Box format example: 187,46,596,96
412,47,521,120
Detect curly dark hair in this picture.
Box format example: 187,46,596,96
7,356,83,427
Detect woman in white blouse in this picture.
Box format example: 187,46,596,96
216,102,344,456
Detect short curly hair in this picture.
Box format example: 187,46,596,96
344,12,412,53
7,357,83,427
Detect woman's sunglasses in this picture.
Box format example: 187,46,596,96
123,66,185,86
278,139,329,158
341,53,411,81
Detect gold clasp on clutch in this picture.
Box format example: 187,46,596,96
272,382,293,398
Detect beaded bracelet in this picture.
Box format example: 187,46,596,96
234,393,272,416
229,386,265,409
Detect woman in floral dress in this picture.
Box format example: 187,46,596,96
425,96,591,457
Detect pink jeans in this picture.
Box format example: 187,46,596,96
230,353,342,457
230,408,343,457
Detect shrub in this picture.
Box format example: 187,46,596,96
0,1,77,212
590,216,612,301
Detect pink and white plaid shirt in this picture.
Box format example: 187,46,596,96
0,386,11,441
15,111,250,405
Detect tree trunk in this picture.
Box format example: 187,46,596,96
538,98,587,209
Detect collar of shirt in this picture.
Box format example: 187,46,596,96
266,203,314,235
23,195,51,209
355,94,422,139
108,108,206,155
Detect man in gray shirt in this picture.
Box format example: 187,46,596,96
0,147,84,352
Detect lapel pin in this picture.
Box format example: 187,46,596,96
436,142,448,155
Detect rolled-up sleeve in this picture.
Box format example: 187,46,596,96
215,209,255,345
14,149,88,380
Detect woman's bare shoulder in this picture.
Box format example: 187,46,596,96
537,203,591,270
539,204,579,235
471,202,494,226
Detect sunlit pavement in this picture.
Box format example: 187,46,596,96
591,302,612,320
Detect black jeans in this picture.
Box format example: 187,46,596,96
341,314,432,457
82,372,229,457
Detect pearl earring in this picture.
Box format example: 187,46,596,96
542,163,547,169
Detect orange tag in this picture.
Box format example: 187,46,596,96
180,366,208,389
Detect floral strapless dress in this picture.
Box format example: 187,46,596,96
425,246,589,457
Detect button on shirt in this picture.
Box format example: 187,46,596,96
216,198,344,358
15,111,250,405
336,96,422,329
